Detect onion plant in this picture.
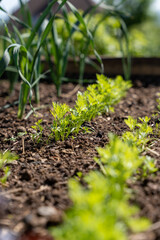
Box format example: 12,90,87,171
51,0,131,85
77,1,131,82
0,0,69,118
18,0,32,27
0,24,19,94
44,2,103,96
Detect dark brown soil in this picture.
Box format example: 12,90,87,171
0,79,160,240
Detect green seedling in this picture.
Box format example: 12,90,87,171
50,135,151,240
50,102,71,141
140,155,157,178
0,151,18,184
31,119,44,143
123,116,153,150
123,116,157,177
49,102,88,141
31,74,131,142
5,131,27,143
48,74,131,141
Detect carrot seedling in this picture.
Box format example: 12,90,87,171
0,151,18,184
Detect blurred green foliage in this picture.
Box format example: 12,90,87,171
55,12,121,56
130,20,160,57
1,1,160,60
50,134,151,240
103,0,153,27
55,11,160,57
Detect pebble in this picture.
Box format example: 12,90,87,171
32,153,40,160
16,126,26,133
24,214,47,227
37,206,63,223
40,158,48,163
50,149,59,155
20,157,25,162
37,206,58,218
27,157,35,162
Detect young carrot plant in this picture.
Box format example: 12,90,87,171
122,116,157,176
48,74,131,141
50,135,151,240
31,74,130,142
50,102,71,141
49,102,89,141
31,119,44,143
0,151,18,184
122,116,153,150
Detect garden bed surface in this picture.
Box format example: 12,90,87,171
0,79,160,240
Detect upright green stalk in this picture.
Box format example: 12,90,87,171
45,2,103,96
118,19,131,80
19,0,32,27
0,0,68,118
18,82,30,119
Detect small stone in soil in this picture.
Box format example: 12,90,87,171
16,126,26,134
24,214,47,227
37,206,58,218
37,206,63,223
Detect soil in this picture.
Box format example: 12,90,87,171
0,78,160,240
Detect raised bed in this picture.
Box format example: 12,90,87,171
0,74,160,240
